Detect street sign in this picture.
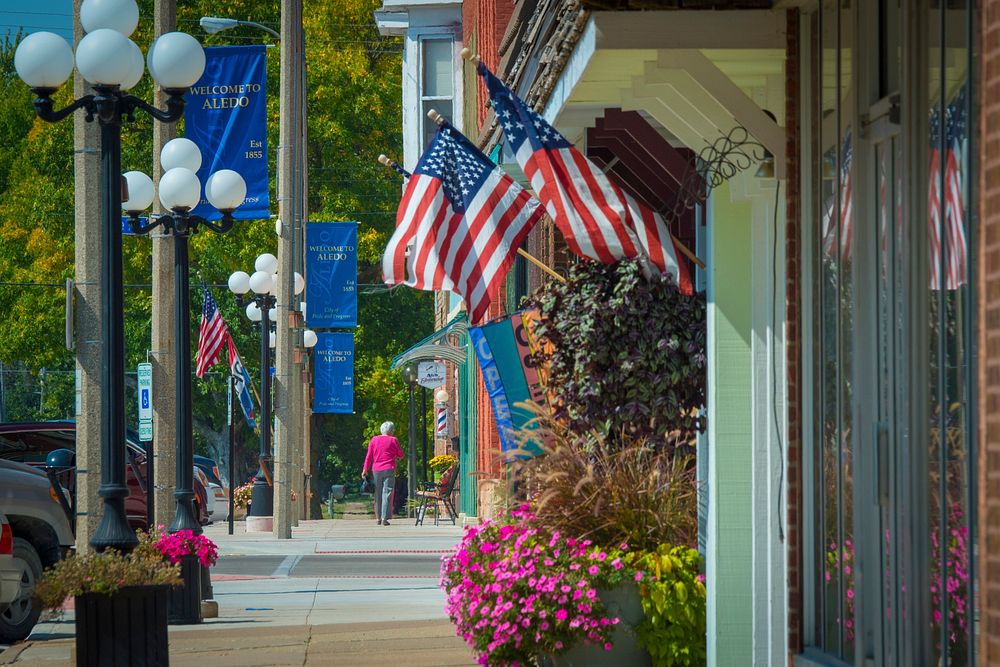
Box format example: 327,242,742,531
417,361,446,389
137,362,153,442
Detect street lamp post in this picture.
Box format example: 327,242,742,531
402,364,418,515
125,139,248,537
14,1,205,552
229,259,305,531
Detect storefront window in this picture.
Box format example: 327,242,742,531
926,2,972,664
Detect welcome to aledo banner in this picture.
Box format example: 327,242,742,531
184,45,269,220
469,311,548,459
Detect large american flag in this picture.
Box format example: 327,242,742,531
382,122,543,322
930,89,968,290
478,63,693,294
195,286,230,378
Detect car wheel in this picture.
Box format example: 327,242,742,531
0,538,43,643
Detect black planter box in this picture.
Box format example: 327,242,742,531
167,554,203,625
75,585,169,667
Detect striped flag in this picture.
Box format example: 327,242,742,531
195,285,229,378
930,89,968,290
822,133,853,262
382,121,543,322
478,63,692,293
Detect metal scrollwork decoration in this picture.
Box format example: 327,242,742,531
666,125,768,226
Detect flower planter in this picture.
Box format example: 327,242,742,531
167,554,203,624
547,583,651,667
75,585,169,667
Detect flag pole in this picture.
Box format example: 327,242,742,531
377,149,568,285
459,48,705,271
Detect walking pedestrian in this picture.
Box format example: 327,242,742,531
361,421,405,525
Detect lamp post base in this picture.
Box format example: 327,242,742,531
245,515,273,532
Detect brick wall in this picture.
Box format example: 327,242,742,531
463,0,516,131
979,0,1000,661
784,7,803,659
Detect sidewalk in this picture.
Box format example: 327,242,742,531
0,515,477,665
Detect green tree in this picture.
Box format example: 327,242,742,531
0,2,433,488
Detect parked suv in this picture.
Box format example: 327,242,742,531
0,422,210,528
0,514,18,615
0,459,74,643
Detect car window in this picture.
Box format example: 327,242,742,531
0,430,74,463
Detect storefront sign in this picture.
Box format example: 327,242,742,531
417,361,446,388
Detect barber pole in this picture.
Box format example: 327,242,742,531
435,404,449,439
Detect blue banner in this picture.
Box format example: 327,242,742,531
313,332,354,414
305,222,358,328
184,45,269,220
469,326,517,454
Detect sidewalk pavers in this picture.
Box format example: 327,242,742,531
0,619,476,666
0,518,476,666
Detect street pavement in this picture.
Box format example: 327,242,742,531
0,511,478,666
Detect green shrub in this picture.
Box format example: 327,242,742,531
627,545,706,666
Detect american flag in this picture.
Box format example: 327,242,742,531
478,63,692,294
195,286,230,378
930,89,968,290
822,133,853,262
382,122,543,322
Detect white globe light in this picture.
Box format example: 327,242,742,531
245,301,262,322
80,0,139,36
268,307,277,322
228,271,251,295
14,32,74,89
75,29,133,86
147,32,206,89
255,253,278,274
205,170,247,211
269,330,276,348
300,301,307,319
160,137,202,172
274,218,283,236
122,171,154,212
293,272,305,296
248,270,272,295
119,39,145,91
303,330,318,348
435,389,449,403
158,167,201,211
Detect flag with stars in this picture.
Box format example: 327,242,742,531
382,122,543,322
195,285,229,378
478,62,692,294
929,86,968,290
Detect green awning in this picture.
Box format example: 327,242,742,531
390,312,469,370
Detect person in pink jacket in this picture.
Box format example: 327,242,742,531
361,421,405,525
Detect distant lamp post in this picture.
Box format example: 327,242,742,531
14,0,205,553
125,138,247,539
402,364,418,514
229,257,304,530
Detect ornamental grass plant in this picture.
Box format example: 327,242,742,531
511,409,698,554
33,531,182,611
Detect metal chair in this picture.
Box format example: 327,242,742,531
414,465,458,526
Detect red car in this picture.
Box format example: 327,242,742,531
0,421,210,529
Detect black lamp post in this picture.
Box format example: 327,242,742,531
229,256,292,525
14,18,207,552
126,142,248,535
402,364,418,514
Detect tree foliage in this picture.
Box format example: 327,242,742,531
0,2,432,487
526,259,706,449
